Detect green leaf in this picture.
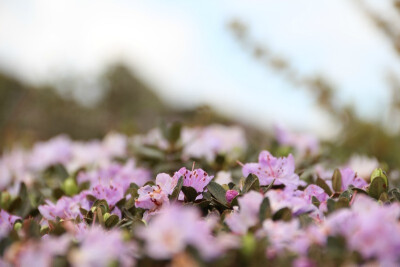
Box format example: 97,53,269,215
207,181,227,205
202,191,212,201
390,189,400,201
105,214,120,229
339,190,352,201
370,168,388,187
335,197,350,209
96,208,105,226
311,196,320,208
259,197,271,222
262,179,275,193
272,207,292,222
332,168,342,193
182,186,198,202
242,174,260,193
316,177,332,196
169,177,184,201
379,192,389,203
135,146,165,160
86,194,97,202
327,198,335,213
368,176,387,200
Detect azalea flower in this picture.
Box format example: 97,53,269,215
242,150,304,188
135,173,179,211
173,167,213,193
38,191,91,222
317,167,367,191
275,125,319,156
225,191,264,234
181,125,247,162
4,235,71,267
78,160,150,192
323,194,400,265
29,135,72,172
0,210,20,238
69,226,137,267
137,205,229,260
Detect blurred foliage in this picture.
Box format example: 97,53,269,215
228,14,400,169
0,64,232,151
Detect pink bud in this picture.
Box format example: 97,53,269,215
225,190,239,203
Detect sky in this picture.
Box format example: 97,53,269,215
1,0,399,139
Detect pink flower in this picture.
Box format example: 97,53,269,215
135,173,178,211
92,183,125,208
38,191,91,222
181,125,247,162
340,167,367,190
69,226,137,267
275,125,319,156
5,235,71,267
318,167,367,191
77,160,151,191
243,150,303,188
29,135,72,171
0,210,20,238
137,205,228,260
226,190,239,203
174,167,213,193
225,191,264,234
323,195,400,265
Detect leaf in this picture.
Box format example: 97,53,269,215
298,214,313,227
135,146,165,160
79,208,88,216
168,122,182,144
272,207,292,222
379,192,389,203
327,198,335,213
96,208,105,226
202,191,212,201
105,214,120,229
391,189,400,201
332,168,342,193
207,181,227,205
316,177,333,196
182,186,198,202
339,190,352,201
52,164,69,181
259,197,271,222
262,179,275,193
242,174,260,193
368,176,387,200
194,199,211,209
169,177,184,200
86,194,97,202
93,199,110,214
335,197,350,209
311,196,320,208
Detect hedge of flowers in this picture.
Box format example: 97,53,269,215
0,123,399,266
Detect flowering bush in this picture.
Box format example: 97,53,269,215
0,123,399,266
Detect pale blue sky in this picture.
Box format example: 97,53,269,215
0,0,399,138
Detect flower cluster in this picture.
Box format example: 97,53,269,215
1,124,400,266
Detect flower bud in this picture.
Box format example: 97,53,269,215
103,212,111,221
371,168,388,187
241,233,256,257
1,191,11,208
62,177,78,196
13,222,22,231
225,190,239,203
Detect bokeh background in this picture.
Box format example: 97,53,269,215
1,0,400,167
